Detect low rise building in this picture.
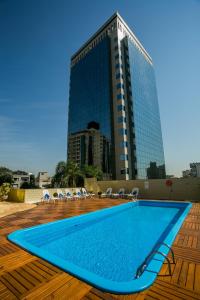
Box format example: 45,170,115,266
182,170,191,178
190,163,200,178
68,122,112,180
36,172,51,188
182,163,200,178
13,173,30,188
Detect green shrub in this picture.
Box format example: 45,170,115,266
0,183,12,200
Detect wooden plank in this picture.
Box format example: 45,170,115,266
25,262,53,280
16,267,41,286
9,270,34,290
188,236,193,248
22,264,48,283
192,236,198,249
32,260,58,276
0,280,17,300
146,289,170,300
89,288,116,299
0,251,36,275
0,272,28,298
194,264,200,294
178,261,188,286
170,258,183,284
52,278,91,299
185,263,195,290
22,273,73,299
155,279,200,299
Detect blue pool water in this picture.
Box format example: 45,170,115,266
8,200,191,294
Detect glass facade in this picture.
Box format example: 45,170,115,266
68,37,114,177
125,38,166,179
68,13,165,180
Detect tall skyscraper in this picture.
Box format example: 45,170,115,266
67,12,165,180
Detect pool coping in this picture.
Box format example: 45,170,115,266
7,200,192,294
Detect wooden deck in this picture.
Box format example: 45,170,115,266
0,198,200,299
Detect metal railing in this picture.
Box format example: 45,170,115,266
135,242,175,279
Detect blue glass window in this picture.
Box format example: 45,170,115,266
115,73,121,79
116,83,124,89
115,63,120,69
118,128,127,135
120,154,128,160
118,116,126,123
68,37,113,175
115,54,119,60
117,105,125,111
120,141,128,147
126,38,165,179
117,94,125,100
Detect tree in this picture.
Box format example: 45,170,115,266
0,183,12,200
52,160,84,188
66,160,84,187
0,166,13,185
20,175,37,189
82,165,103,180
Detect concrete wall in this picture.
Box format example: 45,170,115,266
23,188,81,204
7,189,25,203
7,188,81,203
7,178,200,203
85,178,200,201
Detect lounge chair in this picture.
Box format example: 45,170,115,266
41,189,51,203
73,188,84,200
101,187,112,198
112,188,125,198
41,189,56,204
127,187,139,200
81,188,95,198
64,189,73,200
81,188,90,198
57,189,65,201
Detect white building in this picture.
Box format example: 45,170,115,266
36,172,51,188
190,163,200,178
13,174,30,188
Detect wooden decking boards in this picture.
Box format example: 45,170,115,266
0,198,199,299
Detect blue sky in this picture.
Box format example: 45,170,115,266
0,0,200,177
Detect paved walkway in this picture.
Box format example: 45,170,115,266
0,202,36,218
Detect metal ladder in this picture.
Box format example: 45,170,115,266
135,242,175,279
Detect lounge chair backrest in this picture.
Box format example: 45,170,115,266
106,187,112,195
75,188,81,196
118,188,125,195
81,188,88,195
43,189,50,199
131,187,139,196
65,189,72,196
57,189,64,198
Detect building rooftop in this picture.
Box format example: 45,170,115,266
0,198,200,299
71,11,152,63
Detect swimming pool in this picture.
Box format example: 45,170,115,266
8,200,191,294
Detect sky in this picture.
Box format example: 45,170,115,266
0,0,200,177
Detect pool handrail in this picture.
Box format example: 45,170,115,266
135,242,175,278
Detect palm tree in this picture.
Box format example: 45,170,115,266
66,160,84,187
52,160,83,187
82,165,103,180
